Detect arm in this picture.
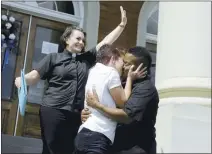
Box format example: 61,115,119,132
109,76,132,108
124,75,133,100
110,64,147,108
15,53,54,88
86,82,156,124
95,6,127,51
96,103,131,124
86,65,148,122
25,70,40,85
107,69,131,108
15,70,40,88
86,86,131,123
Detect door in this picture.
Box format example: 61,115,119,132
1,9,69,138
1,9,30,135
15,17,69,138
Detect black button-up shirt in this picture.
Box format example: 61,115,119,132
34,48,97,112
113,77,159,153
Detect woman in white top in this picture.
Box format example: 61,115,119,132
73,45,146,154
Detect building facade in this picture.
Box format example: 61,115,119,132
1,1,211,153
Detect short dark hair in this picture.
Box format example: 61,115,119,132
96,44,126,65
60,26,86,51
128,46,152,75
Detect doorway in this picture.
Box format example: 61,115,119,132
1,8,69,139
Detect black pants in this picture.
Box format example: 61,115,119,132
39,106,81,154
73,128,111,154
112,139,157,154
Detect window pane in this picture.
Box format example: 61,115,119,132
146,43,157,85
57,1,74,15
37,1,74,15
27,26,64,104
146,42,157,64
147,9,158,35
150,65,156,84
38,1,55,10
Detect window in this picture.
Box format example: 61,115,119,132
146,6,158,85
146,42,157,85
37,1,74,15
147,9,158,36
27,26,64,104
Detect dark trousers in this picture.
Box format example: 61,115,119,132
112,139,157,154
73,127,111,154
39,106,81,154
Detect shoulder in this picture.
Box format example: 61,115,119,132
135,79,156,91
108,67,120,78
86,47,97,53
81,47,97,56
41,53,58,62
49,52,61,64
133,79,158,97
45,52,59,58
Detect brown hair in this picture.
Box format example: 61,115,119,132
96,44,126,64
60,26,86,51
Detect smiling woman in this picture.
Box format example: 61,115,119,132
14,5,128,154
60,26,86,53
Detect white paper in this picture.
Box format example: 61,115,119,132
41,41,58,54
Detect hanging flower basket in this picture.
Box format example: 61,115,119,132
1,13,21,70
1,14,19,50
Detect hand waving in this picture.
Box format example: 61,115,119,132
120,6,127,26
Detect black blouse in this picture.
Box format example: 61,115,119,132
34,47,97,112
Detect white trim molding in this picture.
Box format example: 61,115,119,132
159,97,211,107
2,1,82,26
137,1,159,47
156,77,211,90
83,1,100,50
72,1,84,27
146,33,157,44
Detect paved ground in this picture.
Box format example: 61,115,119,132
1,134,42,153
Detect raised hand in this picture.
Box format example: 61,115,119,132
120,6,127,26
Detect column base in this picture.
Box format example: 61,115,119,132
156,97,211,153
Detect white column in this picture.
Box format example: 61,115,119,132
155,2,211,153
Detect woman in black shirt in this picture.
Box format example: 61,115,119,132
15,6,127,154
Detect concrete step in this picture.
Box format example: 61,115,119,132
1,134,42,153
